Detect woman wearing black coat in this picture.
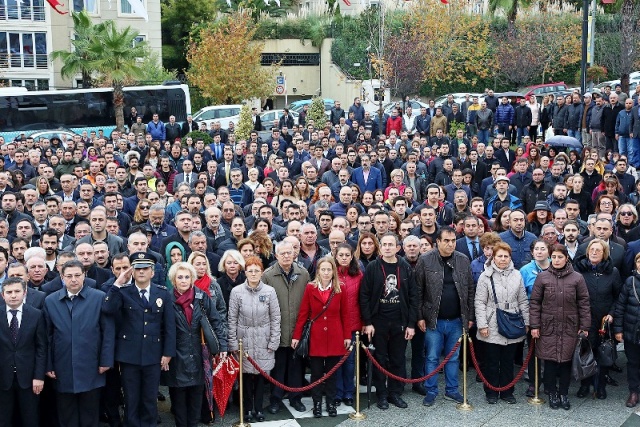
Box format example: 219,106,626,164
162,262,228,427
614,253,640,408
573,239,622,400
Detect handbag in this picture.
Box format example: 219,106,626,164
294,290,335,358
596,318,617,368
572,333,598,381
490,276,526,339
199,298,220,355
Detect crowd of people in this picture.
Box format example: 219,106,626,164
2,86,640,426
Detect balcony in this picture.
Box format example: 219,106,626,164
0,5,46,21
0,53,49,69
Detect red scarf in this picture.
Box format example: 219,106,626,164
174,287,195,325
194,275,212,296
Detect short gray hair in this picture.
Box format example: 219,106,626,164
403,235,421,247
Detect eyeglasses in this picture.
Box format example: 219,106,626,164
620,211,634,216
245,269,262,275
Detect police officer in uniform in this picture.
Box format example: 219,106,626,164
103,252,176,427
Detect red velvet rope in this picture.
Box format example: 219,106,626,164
468,337,535,392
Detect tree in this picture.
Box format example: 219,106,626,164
384,26,427,99
620,0,639,92
407,0,493,91
51,11,108,88
534,14,581,83
186,11,277,105
488,0,531,25
494,26,545,87
235,104,254,141
308,97,326,126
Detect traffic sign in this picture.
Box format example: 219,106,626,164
275,85,285,95
276,76,285,85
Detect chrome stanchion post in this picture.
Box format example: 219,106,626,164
349,332,366,420
456,330,473,411
233,339,250,427
528,340,545,405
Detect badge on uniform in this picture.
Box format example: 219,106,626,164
156,298,163,308
259,295,266,302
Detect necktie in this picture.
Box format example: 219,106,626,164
186,173,190,185
472,164,476,172
140,289,150,308
216,145,221,159
39,225,44,234
226,165,230,185
472,241,479,259
9,309,18,344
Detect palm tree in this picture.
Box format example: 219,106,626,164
51,11,108,88
84,21,147,131
488,0,531,25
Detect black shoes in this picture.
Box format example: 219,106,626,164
267,400,281,414
412,384,427,396
501,395,517,404
388,394,408,409
526,384,536,398
596,387,607,400
290,399,306,412
376,397,389,410
560,394,570,410
611,363,623,373
313,401,322,418
576,385,590,398
343,397,354,406
548,392,560,410
486,396,498,404
333,398,342,406
606,375,619,386
327,402,337,417
244,411,254,422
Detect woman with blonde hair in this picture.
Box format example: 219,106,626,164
214,249,246,307
132,198,152,225
292,256,351,418
187,250,227,322
294,176,313,204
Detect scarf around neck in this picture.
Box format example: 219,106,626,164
174,287,195,325
195,274,212,297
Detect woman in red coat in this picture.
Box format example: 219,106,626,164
292,256,352,418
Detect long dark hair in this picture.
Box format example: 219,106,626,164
336,243,360,277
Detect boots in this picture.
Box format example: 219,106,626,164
313,400,322,418
326,399,337,417
548,392,560,409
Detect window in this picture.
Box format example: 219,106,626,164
73,0,97,14
9,79,47,90
261,53,320,66
132,35,145,48
0,31,48,69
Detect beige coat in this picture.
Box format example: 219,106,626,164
475,261,530,345
227,281,281,374
261,262,310,347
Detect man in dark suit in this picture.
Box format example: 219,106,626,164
462,149,489,182
74,243,113,284
173,159,199,189
44,260,114,427
0,277,47,427
103,252,176,427
455,215,482,261
494,138,516,171
252,107,263,131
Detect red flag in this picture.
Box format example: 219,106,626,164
342,0,351,5
440,0,448,3
45,0,67,14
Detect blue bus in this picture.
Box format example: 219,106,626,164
0,82,191,141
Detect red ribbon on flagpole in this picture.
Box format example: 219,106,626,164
46,0,68,14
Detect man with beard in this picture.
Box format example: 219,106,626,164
40,229,59,272
562,220,581,260
1,192,29,239
547,183,568,214
521,168,552,213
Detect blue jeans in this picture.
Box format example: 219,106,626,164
477,129,490,144
335,331,356,399
516,127,528,146
496,124,511,141
567,129,582,143
619,136,632,158
424,318,462,396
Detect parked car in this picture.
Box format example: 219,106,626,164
259,109,299,130
192,104,243,130
287,99,334,119
433,93,485,109
519,82,569,99
384,100,429,115
28,129,78,142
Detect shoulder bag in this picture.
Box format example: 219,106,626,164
632,277,640,345
490,276,526,339
199,298,220,355
573,333,598,381
294,290,335,359
596,318,617,368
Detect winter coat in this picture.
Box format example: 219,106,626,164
616,109,633,137
499,229,536,270
475,108,493,130
566,103,584,131
430,115,448,136
261,262,310,347
162,288,228,387
475,261,530,345
495,103,515,125
603,103,625,137
573,256,622,334
386,116,403,136
613,273,640,343
338,267,363,333
515,105,532,128
293,284,351,357
415,250,475,330
529,263,591,363
227,281,281,374
552,104,569,130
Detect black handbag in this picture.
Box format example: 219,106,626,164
199,298,220,355
572,333,598,380
490,276,526,339
596,318,617,368
294,290,335,359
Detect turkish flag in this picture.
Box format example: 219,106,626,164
45,0,67,14
440,0,448,3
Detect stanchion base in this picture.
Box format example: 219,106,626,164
349,411,367,420
456,402,473,411
233,422,251,427
528,397,545,405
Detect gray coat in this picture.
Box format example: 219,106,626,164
475,261,530,345
228,281,281,374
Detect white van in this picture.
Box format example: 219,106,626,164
192,104,243,130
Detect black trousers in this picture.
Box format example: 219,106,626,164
627,341,640,392
56,388,101,427
543,360,572,395
243,373,265,413
581,332,609,389
271,346,303,403
120,362,161,427
371,320,407,398
39,377,59,427
170,385,203,427
100,363,122,426
309,356,340,403
482,342,517,398
410,327,425,379
0,375,40,427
